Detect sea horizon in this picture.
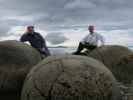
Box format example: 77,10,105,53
49,45,133,55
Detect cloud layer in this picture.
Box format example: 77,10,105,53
0,0,133,46
45,32,68,45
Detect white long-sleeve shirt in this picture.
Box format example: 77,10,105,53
81,33,105,46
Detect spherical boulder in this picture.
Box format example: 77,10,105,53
88,45,132,84
21,55,120,100
0,40,42,93
116,54,133,84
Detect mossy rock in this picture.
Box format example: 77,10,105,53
0,40,42,99
21,55,120,100
88,45,132,84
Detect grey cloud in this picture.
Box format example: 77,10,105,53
0,0,132,36
45,32,68,45
0,18,32,36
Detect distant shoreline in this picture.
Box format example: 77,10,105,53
48,46,133,51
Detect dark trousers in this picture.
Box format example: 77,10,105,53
74,42,97,54
37,47,51,58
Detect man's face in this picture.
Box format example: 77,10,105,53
27,26,34,33
88,26,95,33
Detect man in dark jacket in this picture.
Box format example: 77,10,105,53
20,26,50,57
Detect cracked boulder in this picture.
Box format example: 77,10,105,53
88,45,132,84
0,40,42,93
21,55,120,100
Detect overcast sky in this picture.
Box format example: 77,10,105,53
0,0,133,47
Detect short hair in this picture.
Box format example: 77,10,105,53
27,26,34,29
89,25,94,29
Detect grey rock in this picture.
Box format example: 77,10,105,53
116,54,133,84
0,40,42,94
117,82,133,100
88,45,132,84
21,55,120,100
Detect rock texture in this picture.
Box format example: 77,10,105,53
116,54,133,84
88,45,132,84
0,40,42,99
117,82,133,100
21,55,120,100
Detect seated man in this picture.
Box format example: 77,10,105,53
20,26,51,57
74,25,105,54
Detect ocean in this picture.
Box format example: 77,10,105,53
49,46,133,55
49,47,76,55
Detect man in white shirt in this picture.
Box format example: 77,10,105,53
74,25,105,54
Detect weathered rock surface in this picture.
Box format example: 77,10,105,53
117,82,133,100
0,40,42,99
88,45,132,84
116,54,133,84
21,55,120,100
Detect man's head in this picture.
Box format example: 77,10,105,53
88,25,95,34
27,26,34,33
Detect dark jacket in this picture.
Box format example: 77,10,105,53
20,32,50,56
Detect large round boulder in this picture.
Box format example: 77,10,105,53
116,54,133,84
21,55,120,100
0,40,42,99
88,45,132,84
